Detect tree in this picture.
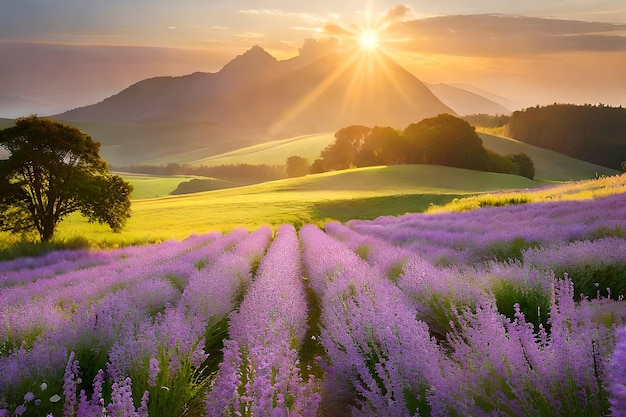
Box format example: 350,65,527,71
356,126,405,167
319,125,371,170
285,155,310,178
404,114,489,170
508,153,535,180
0,116,133,242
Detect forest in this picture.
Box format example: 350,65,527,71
467,104,626,170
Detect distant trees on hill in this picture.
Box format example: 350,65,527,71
123,163,285,184
311,114,535,179
506,104,626,170
463,113,509,128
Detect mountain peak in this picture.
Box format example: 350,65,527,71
219,45,277,75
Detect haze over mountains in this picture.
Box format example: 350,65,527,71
55,43,456,135
2,14,624,119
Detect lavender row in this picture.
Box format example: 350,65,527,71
299,224,442,416
0,233,222,288
324,221,417,280
0,231,239,357
96,226,272,416
207,224,319,416
348,193,626,265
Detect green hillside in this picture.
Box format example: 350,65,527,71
119,173,212,199
182,133,336,167
49,165,539,246
479,133,618,181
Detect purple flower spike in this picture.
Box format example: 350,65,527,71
608,326,626,417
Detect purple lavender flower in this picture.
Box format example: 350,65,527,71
63,351,80,417
608,326,626,416
148,357,160,387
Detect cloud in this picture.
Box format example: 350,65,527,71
239,9,328,24
383,4,413,24
389,14,626,55
322,23,351,37
298,37,340,59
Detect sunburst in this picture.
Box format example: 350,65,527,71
358,29,380,50
269,10,412,134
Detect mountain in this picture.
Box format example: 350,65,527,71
55,45,454,135
426,83,511,116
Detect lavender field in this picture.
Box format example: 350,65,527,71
2,193,626,416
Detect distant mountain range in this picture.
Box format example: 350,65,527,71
54,45,507,135
426,83,511,116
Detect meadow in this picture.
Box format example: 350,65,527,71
1,174,626,416
0,165,541,256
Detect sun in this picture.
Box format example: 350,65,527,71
358,29,380,50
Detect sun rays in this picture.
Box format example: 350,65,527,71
268,9,414,135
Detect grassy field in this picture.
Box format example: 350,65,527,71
18,165,538,249
2,166,625,260
118,173,204,199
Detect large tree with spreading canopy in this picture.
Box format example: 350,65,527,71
0,116,132,242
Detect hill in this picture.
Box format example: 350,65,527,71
479,133,618,181
53,44,453,144
117,173,225,200
147,132,337,166
43,120,268,167
50,165,539,246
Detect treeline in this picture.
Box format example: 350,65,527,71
506,104,626,170
463,113,509,128
120,163,286,184
309,114,535,179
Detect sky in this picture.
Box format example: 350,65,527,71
1,0,625,116
2,0,625,49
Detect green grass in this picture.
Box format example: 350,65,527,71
3,163,624,257
119,173,205,199
24,165,539,249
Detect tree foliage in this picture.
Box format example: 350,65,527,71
285,155,310,178
311,114,534,178
0,116,132,242
404,114,489,170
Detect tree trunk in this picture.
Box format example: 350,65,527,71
40,218,56,242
